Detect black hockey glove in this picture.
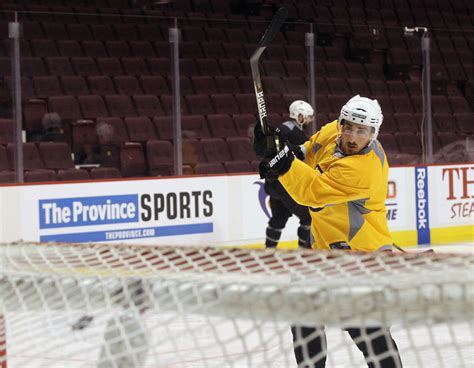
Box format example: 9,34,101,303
253,122,283,158
286,140,305,161
259,145,294,181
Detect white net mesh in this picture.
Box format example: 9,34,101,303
0,243,473,368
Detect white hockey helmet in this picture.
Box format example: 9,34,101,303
289,100,314,128
338,95,383,141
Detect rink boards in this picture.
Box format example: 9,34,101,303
0,163,472,248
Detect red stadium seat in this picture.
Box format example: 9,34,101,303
195,162,226,174
58,168,90,181
114,76,142,95
61,76,90,96
120,142,146,177
105,95,137,117
33,76,62,98
90,167,122,179
140,75,169,95
227,137,257,161
201,138,231,163
224,160,252,173
207,114,237,138
82,41,108,58
182,115,211,139
78,95,109,120
124,116,157,143
39,142,75,170
146,140,173,176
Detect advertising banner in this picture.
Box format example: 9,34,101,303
20,177,230,245
1,164,472,246
428,164,474,243
429,164,473,227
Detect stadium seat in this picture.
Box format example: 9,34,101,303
211,94,240,114
7,142,44,170
201,42,226,59
0,119,13,145
57,40,84,58
105,95,137,117
82,41,108,58
235,93,257,113
114,76,142,95
115,24,139,41
120,142,146,177
207,114,237,138
97,57,124,76
227,137,256,161
394,132,422,155
23,100,48,135
391,96,414,114
96,117,129,146
0,170,15,183
46,57,75,76
130,41,156,58
146,140,173,176
327,78,350,95
224,160,252,173
233,114,255,137
31,39,59,58
91,24,116,41
39,142,75,170
449,96,470,113
122,57,150,76
72,57,100,76
455,113,474,134
124,116,157,143
152,116,173,141
195,162,226,174
262,76,286,94
137,25,163,42
58,168,90,181
191,76,218,94
0,145,11,171
90,167,122,179
78,95,109,119
185,94,214,115
182,115,211,139
24,169,58,183
201,138,231,163
140,75,169,95
61,76,90,96
87,76,115,96
197,58,221,76
134,95,164,117
394,113,420,133
215,76,240,93
32,76,63,98
21,57,47,77
433,113,457,132
183,138,207,167
49,96,82,121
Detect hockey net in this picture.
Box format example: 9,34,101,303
0,243,473,368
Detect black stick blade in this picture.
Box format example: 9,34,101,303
258,7,288,48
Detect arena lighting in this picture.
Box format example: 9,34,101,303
403,26,429,36
403,26,433,164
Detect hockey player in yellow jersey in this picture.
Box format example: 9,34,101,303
257,95,402,367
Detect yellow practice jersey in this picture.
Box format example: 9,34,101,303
279,121,393,252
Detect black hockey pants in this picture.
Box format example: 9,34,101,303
291,325,402,368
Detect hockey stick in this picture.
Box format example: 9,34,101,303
393,243,434,254
250,7,288,150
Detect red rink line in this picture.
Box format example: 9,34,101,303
0,314,6,368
